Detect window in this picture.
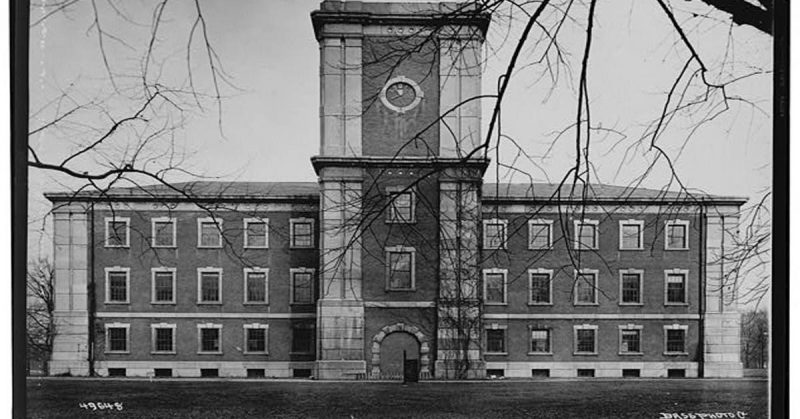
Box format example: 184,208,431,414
197,268,222,303
528,269,552,305
244,268,269,304
665,220,689,250
290,218,314,248
290,269,314,304
291,323,314,353
105,217,130,248
574,270,598,305
664,325,688,354
387,187,415,223
577,369,595,377
108,368,126,377
665,270,688,305
531,369,550,378
483,269,507,305
529,328,551,353
486,327,506,354
154,368,172,377
151,323,176,354
619,270,643,305
151,217,176,248
619,220,643,250
244,218,269,249
197,324,222,354
483,219,507,249
201,369,219,377
574,219,598,250
386,246,415,290
247,369,265,378
574,325,598,354
528,220,552,249
619,325,642,354
244,324,268,354
622,369,640,378
105,267,130,304
197,218,222,248
151,268,176,304
105,323,129,353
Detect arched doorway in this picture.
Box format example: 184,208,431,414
379,332,420,379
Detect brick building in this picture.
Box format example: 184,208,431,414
46,1,746,379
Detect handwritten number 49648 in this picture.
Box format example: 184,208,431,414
78,402,123,411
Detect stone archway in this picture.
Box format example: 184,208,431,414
370,323,430,379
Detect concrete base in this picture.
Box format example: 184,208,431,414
49,311,90,376
315,360,367,379
434,359,486,379
96,361,315,378
704,362,744,378
484,361,699,378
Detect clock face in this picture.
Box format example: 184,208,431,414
385,81,417,108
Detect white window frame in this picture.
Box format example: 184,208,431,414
243,323,269,355
618,324,644,355
197,323,223,354
104,267,130,304
664,269,689,306
104,322,130,354
527,219,553,250
482,219,508,250
104,217,130,248
197,267,223,304
618,269,644,306
528,268,553,305
385,246,416,291
618,219,644,250
573,219,599,250
484,323,508,355
664,220,690,250
573,269,599,305
483,268,508,305
386,186,416,223
573,324,599,355
528,326,552,355
289,218,315,249
289,268,315,304
243,218,269,249
197,217,223,248
150,323,177,354
151,267,177,304
151,217,177,248
663,324,689,355
243,267,269,304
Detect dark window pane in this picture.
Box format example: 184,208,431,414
108,327,127,351
621,224,641,249
154,271,174,302
200,222,221,247
486,329,505,353
621,330,640,353
575,274,596,304
292,222,313,247
667,224,687,249
530,329,550,353
530,274,550,304
577,223,596,249
200,328,220,352
388,252,412,289
107,221,127,246
200,272,220,302
484,223,505,248
485,273,505,303
389,192,413,222
576,329,595,353
246,222,267,247
529,224,550,248
246,272,267,302
666,329,686,353
666,274,686,303
621,273,641,304
154,221,174,246
292,273,313,303
108,272,127,302
247,328,266,352
155,328,173,352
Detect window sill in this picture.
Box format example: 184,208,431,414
664,352,689,356
664,248,689,251
619,303,643,306
619,352,644,356
104,245,130,249
105,301,130,305
197,246,223,249
528,302,553,306
527,352,553,356
385,220,417,225
482,247,507,251
664,303,689,306
573,303,599,306
104,351,130,355
197,352,223,355
151,301,176,305
484,352,508,356
152,245,177,249
289,246,315,250
244,352,269,355
151,351,176,355
618,247,644,251
527,246,552,251
197,302,223,305
485,302,508,306
243,302,269,305
385,288,416,292
573,352,598,356
243,246,269,250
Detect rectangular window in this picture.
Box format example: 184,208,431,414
574,271,598,305
154,368,172,378
530,329,551,353
528,220,552,249
244,218,268,249
386,247,415,290
574,220,598,250
245,327,267,353
622,369,640,377
152,325,175,353
152,218,176,248
105,268,129,304
529,271,552,304
105,217,130,247
106,326,128,352
665,328,687,354
484,270,507,304
292,323,314,353
198,269,222,303
244,269,268,303
577,369,595,377
291,270,313,304
619,220,643,250
574,326,597,354
152,269,175,303
247,369,265,378
665,271,688,304
108,368,126,377
486,329,506,353
665,221,689,250
290,219,314,248
198,326,221,353
201,369,219,377
387,188,415,223
483,219,507,249
620,329,641,354
197,218,222,248
620,271,642,305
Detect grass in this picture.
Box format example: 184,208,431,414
27,377,768,418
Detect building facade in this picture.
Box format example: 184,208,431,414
46,1,746,379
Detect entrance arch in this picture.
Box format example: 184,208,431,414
370,323,430,379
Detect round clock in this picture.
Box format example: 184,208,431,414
380,76,423,113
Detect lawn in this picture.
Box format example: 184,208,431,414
26,377,768,418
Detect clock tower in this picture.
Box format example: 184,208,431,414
310,1,491,379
